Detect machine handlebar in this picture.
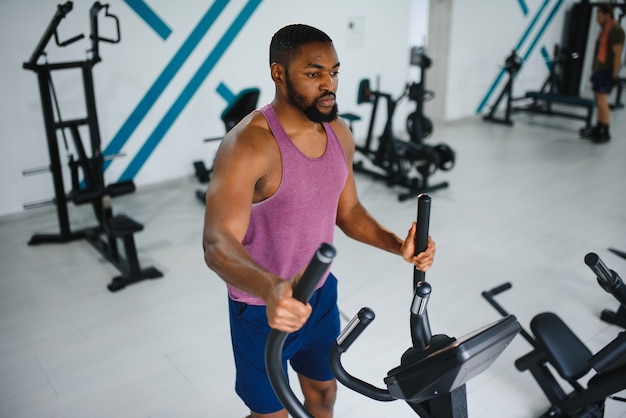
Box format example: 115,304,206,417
329,308,394,402
264,243,337,418
584,252,626,308
26,1,82,66
585,252,617,286
411,194,432,349
413,194,431,286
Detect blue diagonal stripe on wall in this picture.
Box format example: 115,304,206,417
541,46,553,72
521,0,565,63
119,0,263,181
217,82,236,103
517,0,529,16
123,0,172,40
102,0,229,171
476,0,552,114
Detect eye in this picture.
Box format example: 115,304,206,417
331,71,340,77
307,72,319,78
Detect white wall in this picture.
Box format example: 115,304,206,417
429,0,585,121
0,0,426,217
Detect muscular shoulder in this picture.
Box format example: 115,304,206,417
213,111,278,178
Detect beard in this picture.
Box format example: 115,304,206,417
285,71,338,123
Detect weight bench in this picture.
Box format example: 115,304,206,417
521,91,595,128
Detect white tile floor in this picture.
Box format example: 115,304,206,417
1,107,626,417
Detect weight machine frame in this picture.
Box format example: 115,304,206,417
22,1,162,292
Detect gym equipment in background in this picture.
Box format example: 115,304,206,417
482,50,523,126
484,1,626,128
22,1,162,292
484,46,596,128
482,253,626,417
265,195,521,418
348,76,455,202
193,87,260,204
405,46,435,144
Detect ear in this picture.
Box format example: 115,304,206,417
271,62,285,85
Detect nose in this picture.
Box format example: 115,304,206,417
321,73,336,91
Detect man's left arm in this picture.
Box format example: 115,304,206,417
612,42,623,78
332,119,435,270
612,28,625,79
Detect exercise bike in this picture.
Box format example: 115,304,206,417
482,253,626,417
265,195,521,417
405,46,435,144
351,79,456,202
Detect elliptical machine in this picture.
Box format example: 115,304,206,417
482,253,626,417
351,75,456,202
265,195,521,417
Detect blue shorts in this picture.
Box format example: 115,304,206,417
228,273,340,414
591,69,615,94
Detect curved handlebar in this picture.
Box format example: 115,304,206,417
27,1,83,66
89,2,121,61
264,243,336,418
329,308,395,402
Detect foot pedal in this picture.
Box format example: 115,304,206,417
109,215,143,236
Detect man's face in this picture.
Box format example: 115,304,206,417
283,41,340,123
597,11,609,26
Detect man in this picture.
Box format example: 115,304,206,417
202,24,436,418
580,5,625,143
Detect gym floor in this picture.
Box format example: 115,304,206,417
1,107,625,418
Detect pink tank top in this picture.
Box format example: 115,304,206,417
227,104,349,305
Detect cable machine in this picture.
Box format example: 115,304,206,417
22,1,162,292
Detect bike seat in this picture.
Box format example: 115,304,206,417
531,312,593,381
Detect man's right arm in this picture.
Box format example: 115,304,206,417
202,125,312,332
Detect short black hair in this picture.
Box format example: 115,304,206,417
269,24,333,67
598,4,614,16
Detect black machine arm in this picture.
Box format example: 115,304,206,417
584,252,626,308
329,307,395,402
584,252,626,372
411,194,432,350
89,2,121,62
26,1,84,68
329,195,520,416
329,194,434,403
264,243,337,418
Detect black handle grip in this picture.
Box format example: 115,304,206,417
414,194,431,287
265,243,337,418
585,252,615,286
585,252,626,308
336,307,375,352
293,243,336,303
329,307,393,402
